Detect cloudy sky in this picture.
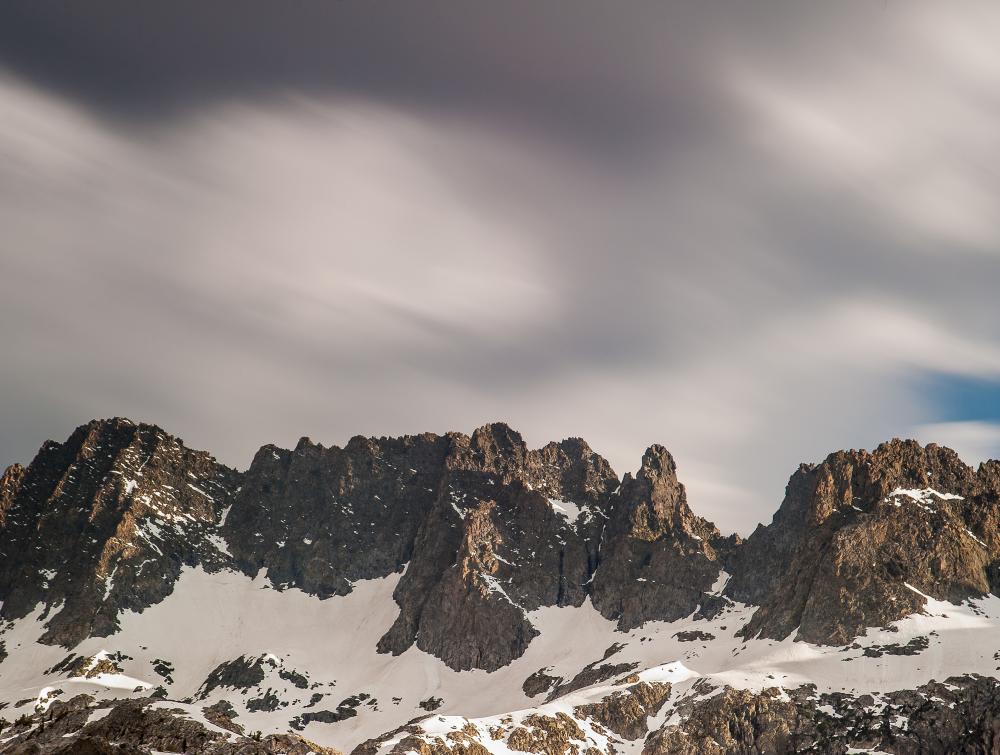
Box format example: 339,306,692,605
3,1,1000,534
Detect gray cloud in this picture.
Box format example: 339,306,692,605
3,1,1000,534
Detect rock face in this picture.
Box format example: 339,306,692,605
641,675,1000,755
0,694,342,754
224,423,619,671
644,684,805,755
223,432,453,598
382,674,1000,755
0,418,240,646
726,439,1000,645
573,680,672,740
375,426,619,671
591,446,737,631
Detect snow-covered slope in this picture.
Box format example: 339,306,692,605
5,562,1000,753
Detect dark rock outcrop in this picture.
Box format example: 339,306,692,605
224,423,619,671
223,432,453,598
0,695,342,754
372,424,618,671
591,446,738,631
198,655,270,698
726,439,1000,645
0,463,25,527
643,674,1000,755
574,681,672,740
224,424,618,670
0,418,240,646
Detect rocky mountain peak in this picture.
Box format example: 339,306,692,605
0,417,240,645
637,443,677,479
726,438,1000,645
469,421,525,459
617,445,691,539
774,438,979,531
587,444,734,633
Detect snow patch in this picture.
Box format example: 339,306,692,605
547,498,588,525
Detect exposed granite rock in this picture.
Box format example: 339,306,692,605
0,694,97,752
350,720,429,755
12,413,1000,749
80,700,226,752
0,418,240,647
221,423,620,671
198,655,271,699
382,711,603,755
643,684,807,755
672,631,715,643
288,693,375,730
1,696,342,754
726,439,1000,645
375,425,618,671
223,432,453,598
642,674,1000,755
0,463,25,528
202,700,244,735
574,681,672,740
389,498,540,672
523,669,561,698
9,419,1000,754
591,446,738,631
245,690,283,712
547,659,639,702
379,724,492,755
859,634,929,657
66,653,124,679
507,713,588,755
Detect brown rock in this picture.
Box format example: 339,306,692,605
507,713,588,755
727,439,1000,645
0,418,240,647
574,682,672,740
591,446,736,631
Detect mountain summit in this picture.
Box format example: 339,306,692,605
2,419,1000,754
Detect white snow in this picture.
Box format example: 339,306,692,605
86,707,113,725
205,532,232,556
887,487,964,503
187,483,214,501
34,686,59,712
79,673,153,691
709,569,731,595
547,498,587,525
966,529,987,547
4,561,1000,752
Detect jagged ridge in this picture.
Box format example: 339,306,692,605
3,418,1000,755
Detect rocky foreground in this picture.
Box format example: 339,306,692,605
2,418,1000,754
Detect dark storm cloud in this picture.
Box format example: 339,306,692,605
0,0,712,154
3,1,1000,534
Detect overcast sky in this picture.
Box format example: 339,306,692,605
3,1,1000,534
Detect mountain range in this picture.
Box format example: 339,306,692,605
2,418,1000,754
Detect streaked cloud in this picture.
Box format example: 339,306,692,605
3,1,1000,534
